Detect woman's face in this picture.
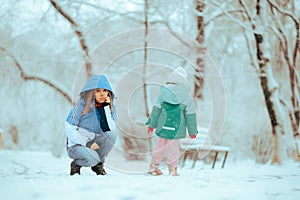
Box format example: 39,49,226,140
94,88,109,103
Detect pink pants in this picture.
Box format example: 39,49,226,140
151,137,180,168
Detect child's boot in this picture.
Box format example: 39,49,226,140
168,166,179,176
147,163,163,176
70,160,81,175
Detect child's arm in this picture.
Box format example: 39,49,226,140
145,105,162,129
186,113,197,134
185,98,198,136
145,96,162,128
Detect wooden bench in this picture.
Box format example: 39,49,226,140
180,127,230,169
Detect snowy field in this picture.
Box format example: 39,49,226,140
0,149,300,200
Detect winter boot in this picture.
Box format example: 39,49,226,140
147,163,163,176
168,166,179,176
70,160,81,175
91,162,106,175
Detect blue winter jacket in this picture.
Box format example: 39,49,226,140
65,75,116,134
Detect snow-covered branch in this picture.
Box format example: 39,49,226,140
0,47,72,104
49,0,92,78
204,10,244,27
267,0,299,67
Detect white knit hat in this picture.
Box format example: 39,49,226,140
167,67,189,86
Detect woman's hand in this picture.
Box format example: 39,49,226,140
105,96,111,103
90,142,100,150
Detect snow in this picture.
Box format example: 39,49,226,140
1,149,299,200
1,1,299,199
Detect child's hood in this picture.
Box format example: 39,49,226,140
159,84,190,104
80,75,114,97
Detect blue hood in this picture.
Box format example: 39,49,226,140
80,75,114,98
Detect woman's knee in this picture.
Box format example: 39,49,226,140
82,156,99,167
106,131,116,144
94,131,116,145
67,146,100,167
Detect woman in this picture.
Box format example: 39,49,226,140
65,75,116,176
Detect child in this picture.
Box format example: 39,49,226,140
146,67,198,176
65,75,116,176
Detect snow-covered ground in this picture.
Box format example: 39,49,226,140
0,148,299,200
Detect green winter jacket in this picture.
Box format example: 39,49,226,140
145,83,198,139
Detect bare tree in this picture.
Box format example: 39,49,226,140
49,0,92,79
266,0,300,139
239,0,286,163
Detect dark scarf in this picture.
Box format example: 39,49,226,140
96,103,110,132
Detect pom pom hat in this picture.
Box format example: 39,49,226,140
167,67,189,86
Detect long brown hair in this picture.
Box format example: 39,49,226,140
81,89,113,116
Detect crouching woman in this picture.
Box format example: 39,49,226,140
65,75,116,176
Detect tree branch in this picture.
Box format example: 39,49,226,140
211,0,254,32
0,47,72,104
266,0,299,67
71,0,143,23
49,0,92,78
204,10,244,26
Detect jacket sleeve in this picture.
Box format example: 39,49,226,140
185,97,198,135
65,122,85,146
65,122,96,147
65,98,92,147
145,98,162,128
67,98,85,126
186,113,198,134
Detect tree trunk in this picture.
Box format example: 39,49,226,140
194,0,205,100
288,12,300,138
143,0,153,155
143,0,150,118
254,0,284,164
255,33,283,163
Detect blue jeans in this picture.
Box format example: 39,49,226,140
67,131,116,167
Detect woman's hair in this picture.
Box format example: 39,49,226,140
81,89,113,116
